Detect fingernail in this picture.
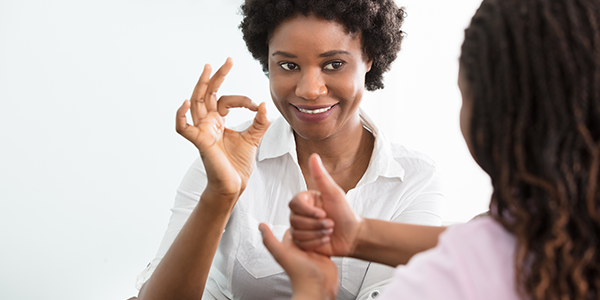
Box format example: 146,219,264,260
322,219,334,228
317,155,324,169
321,228,333,235
199,97,204,103
314,210,326,219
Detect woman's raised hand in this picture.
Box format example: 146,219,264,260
176,58,270,199
289,154,363,257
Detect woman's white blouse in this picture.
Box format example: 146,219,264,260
136,110,445,300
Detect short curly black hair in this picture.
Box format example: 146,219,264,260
239,0,405,91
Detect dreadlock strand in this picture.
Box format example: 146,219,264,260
460,0,600,299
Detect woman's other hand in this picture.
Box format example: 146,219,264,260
289,154,363,257
260,224,338,300
176,58,270,199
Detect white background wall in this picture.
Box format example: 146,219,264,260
0,0,489,299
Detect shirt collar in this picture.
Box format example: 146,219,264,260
256,108,405,183
257,116,297,163
358,108,405,185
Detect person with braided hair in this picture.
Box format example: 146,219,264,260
262,0,600,299
134,0,445,299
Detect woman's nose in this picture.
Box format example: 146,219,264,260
295,70,327,100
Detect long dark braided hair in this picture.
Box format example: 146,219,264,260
460,0,600,298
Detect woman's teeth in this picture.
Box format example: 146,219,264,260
297,106,333,114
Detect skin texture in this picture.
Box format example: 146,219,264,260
268,14,375,193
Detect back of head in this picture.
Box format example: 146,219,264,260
459,0,600,298
239,0,405,91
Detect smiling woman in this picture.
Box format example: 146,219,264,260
134,1,444,300
267,14,374,192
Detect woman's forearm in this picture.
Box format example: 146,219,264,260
138,191,238,300
351,219,446,267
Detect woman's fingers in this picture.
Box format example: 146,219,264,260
217,95,258,116
289,191,327,219
190,64,212,124
205,57,233,112
175,100,197,142
241,102,271,145
291,228,333,241
294,235,331,250
290,214,334,231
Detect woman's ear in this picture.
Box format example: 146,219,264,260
366,58,373,72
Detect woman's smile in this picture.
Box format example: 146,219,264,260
292,103,338,122
268,13,372,141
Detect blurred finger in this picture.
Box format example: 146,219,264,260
205,57,233,112
289,192,327,219
291,228,333,241
217,95,258,117
294,236,331,250
191,64,211,124
290,214,334,231
260,223,286,263
309,154,346,199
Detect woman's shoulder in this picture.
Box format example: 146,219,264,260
386,143,440,176
390,144,437,165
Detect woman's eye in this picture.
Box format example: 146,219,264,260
280,62,298,71
324,61,344,70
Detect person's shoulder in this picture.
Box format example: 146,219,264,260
434,218,518,299
442,218,515,252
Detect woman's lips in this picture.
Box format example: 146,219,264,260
291,103,337,122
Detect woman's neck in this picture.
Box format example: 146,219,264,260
295,118,375,193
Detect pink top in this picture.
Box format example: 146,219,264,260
379,218,520,300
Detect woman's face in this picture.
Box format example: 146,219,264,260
268,14,372,141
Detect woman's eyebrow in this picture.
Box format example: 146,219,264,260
272,51,297,58
271,50,352,58
320,50,351,57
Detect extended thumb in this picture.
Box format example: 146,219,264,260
309,153,344,198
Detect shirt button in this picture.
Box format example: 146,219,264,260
371,290,380,299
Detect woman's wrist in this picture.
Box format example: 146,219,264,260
291,282,333,300
348,216,367,259
199,188,240,213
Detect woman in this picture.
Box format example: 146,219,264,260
135,0,444,299
263,0,600,299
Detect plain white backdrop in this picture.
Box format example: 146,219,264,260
0,0,489,299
